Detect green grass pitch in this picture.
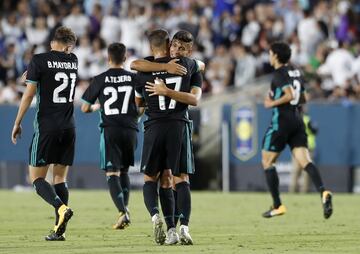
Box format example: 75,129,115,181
0,190,359,254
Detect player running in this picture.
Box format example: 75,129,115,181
81,42,140,230
261,41,333,219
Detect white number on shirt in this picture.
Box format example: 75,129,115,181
104,86,133,115
290,79,301,105
53,72,76,103
158,77,182,110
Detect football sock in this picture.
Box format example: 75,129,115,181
159,187,175,230
107,175,126,213
173,189,180,226
304,163,325,194
33,178,63,209
264,167,282,209
143,181,159,217
54,182,69,225
175,182,191,226
120,173,130,207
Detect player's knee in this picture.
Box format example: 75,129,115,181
262,157,272,169
174,174,189,184
144,174,157,182
53,175,67,184
160,171,173,188
106,171,120,177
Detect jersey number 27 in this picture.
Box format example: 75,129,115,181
103,86,133,115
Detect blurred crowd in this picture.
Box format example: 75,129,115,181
0,0,359,105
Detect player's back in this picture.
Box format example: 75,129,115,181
91,68,138,129
26,51,78,132
271,65,304,120
136,56,197,125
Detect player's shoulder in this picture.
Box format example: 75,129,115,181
68,52,78,62
31,52,49,62
120,68,137,78
285,65,302,78
178,56,197,70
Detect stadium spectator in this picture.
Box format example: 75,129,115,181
0,0,358,103
63,4,89,38
232,43,256,87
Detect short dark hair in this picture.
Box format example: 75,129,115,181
108,43,126,64
270,41,291,64
53,26,77,45
173,30,194,43
148,29,169,49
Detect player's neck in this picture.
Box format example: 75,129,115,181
152,50,169,59
274,62,285,70
51,46,68,54
109,64,123,69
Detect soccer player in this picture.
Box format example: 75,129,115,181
81,42,139,229
134,29,199,245
131,30,203,245
261,41,333,219
11,26,77,241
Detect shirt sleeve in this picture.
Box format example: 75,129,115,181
26,56,41,84
134,74,144,98
190,71,203,88
182,57,198,76
273,72,292,91
81,77,101,105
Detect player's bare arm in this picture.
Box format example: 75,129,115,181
11,83,37,144
264,86,294,108
145,77,201,106
195,60,205,72
81,103,101,113
130,59,187,75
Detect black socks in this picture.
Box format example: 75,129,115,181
143,181,159,217
54,182,69,225
107,175,126,213
120,173,130,207
33,178,63,209
264,167,281,208
159,187,175,230
175,182,191,226
304,163,325,194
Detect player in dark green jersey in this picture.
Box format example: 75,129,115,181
131,30,203,245
12,27,77,241
81,42,139,230
261,41,333,219
134,29,199,245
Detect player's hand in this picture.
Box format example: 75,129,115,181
91,103,101,112
146,78,168,96
11,124,22,144
166,59,187,75
264,96,274,108
20,71,27,85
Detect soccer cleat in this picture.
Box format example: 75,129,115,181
45,230,65,241
165,227,179,245
179,225,193,245
262,205,287,218
54,205,73,236
322,191,333,219
113,211,130,229
152,214,166,245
